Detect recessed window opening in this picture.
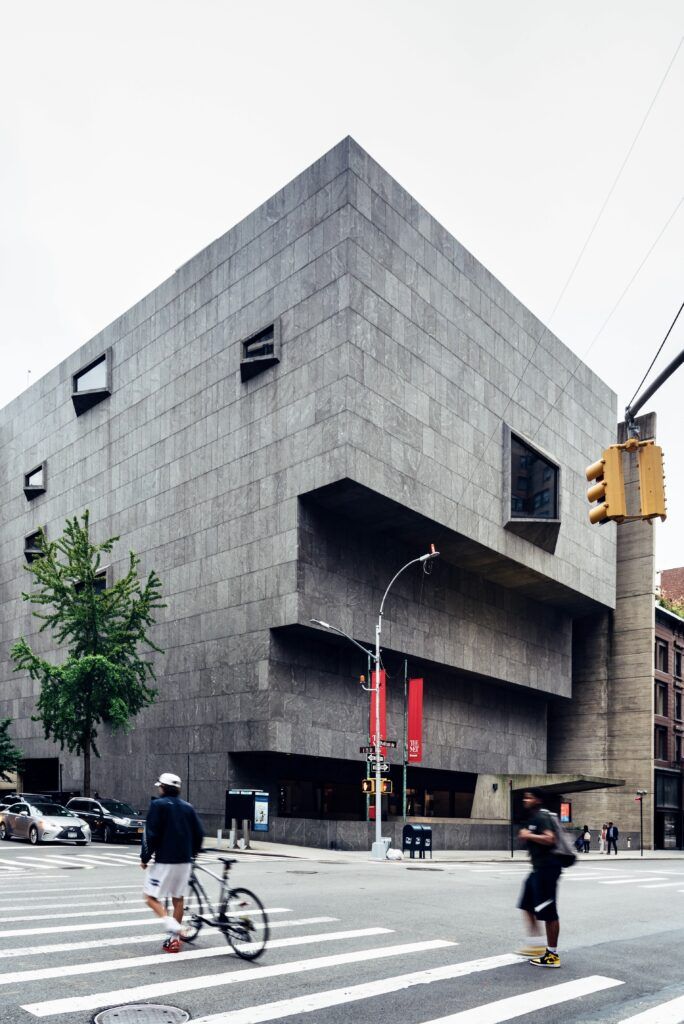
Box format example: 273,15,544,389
656,682,668,717
240,321,280,383
655,725,668,761
675,650,682,679
74,567,108,594
72,349,111,415
656,639,669,674
24,529,45,563
24,462,47,500
510,435,559,520
243,325,274,359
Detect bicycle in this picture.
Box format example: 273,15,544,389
179,856,269,960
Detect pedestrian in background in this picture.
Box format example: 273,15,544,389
582,826,591,853
516,788,562,968
606,821,619,855
599,823,607,854
141,771,205,952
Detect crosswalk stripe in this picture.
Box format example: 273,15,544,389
188,954,525,1024
22,939,455,1017
2,905,177,923
8,858,62,870
418,975,623,1024
0,884,142,901
0,927,393,985
600,878,667,885
4,908,292,939
0,898,146,913
639,882,684,889
617,993,684,1023
0,918,339,960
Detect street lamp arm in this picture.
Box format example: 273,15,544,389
378,549,440,620
309,619,374,659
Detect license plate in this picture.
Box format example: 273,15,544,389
67,831,77,838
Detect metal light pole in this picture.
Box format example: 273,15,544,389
636,789,647,856
311,544,439,861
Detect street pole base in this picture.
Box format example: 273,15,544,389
371,840,388,861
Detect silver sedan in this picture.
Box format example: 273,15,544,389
0,800,91,845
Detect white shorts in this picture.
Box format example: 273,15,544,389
143,861,192,899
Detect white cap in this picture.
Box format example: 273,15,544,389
155,772,181,788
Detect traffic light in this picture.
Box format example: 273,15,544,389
361,778,375,795
381,779,393,795
585,446,627,524
637,442,666,521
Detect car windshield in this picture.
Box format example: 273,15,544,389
32,804,74,817
100,800,136,816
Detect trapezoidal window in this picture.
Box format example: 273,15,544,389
503,425,561,553
240,322,280,382
24,528,46,563
72,349,111,415
24,462,47,500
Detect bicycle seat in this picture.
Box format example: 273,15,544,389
218,857,237,865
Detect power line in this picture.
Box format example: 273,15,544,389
627,300,684,410
448,35,683,516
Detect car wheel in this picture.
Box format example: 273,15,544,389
29,826,40,845
0,823,9,841
103,825,114,844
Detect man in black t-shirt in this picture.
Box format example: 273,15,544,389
516,788,561,968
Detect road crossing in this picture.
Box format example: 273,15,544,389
0,855,674,1023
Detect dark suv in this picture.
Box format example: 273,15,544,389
66,797,145,844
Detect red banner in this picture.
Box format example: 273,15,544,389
407,678,423,763
370,670,386,757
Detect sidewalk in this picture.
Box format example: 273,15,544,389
206,838,684,864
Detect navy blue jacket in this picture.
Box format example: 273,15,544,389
141,795,205,865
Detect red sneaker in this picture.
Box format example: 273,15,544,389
162,936,182,954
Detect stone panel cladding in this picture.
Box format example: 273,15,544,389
0,137,615,817
298,501,571,698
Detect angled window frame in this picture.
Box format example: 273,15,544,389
24,527,46,563
72,348,112,415
23,461,47,501
502,424,561,554
240,320,280,383
73,564,111,594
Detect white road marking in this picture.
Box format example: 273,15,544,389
0,884,141,901
188,954,526,1024
600,878,667,885
639,882,684,889
3,907,291,938
617,993,684,1023
22,939,455,1016
418,975,623,1023
6,858,64,870
0,918,339,960
0,928,393,985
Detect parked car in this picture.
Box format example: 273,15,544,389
66,797,145,843
0,800,91,845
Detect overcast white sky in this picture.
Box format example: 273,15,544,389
2,1,682,574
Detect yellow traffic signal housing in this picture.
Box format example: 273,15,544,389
585,446,627,524
637,442,666,520
381,779,393,795
361,778,375,795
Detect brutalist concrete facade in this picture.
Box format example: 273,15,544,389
0,138,617,840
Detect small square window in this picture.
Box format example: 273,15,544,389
24,462,47,500
72,350,111,415
240,322,280,382
24,528,46,563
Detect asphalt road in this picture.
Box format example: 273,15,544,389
0,841,682,1024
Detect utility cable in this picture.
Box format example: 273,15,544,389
626,299,684,411
448,35,683,516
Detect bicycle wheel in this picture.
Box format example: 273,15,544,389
221,887,269,960
182,880,206,942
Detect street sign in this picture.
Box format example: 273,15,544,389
380,739,398,748
369,760,390,772
359,746,374,754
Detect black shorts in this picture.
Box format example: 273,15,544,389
517,863,561,922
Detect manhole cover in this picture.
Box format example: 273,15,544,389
93,1005,189,1024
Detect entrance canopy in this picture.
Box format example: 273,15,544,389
511,773,625,795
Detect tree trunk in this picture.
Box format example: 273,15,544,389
83,745,91,797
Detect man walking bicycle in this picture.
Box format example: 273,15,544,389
141,771,205,952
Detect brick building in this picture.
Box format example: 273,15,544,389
661,567,684,604
654,601,684,847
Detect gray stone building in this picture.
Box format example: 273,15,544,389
0,138,621,847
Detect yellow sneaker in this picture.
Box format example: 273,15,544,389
530,950,560,968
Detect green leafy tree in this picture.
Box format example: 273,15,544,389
11,511,165,795
0,719,22,783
